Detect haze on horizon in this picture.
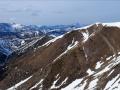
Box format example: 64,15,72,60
0,0,120,25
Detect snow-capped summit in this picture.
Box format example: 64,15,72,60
103,22,120,27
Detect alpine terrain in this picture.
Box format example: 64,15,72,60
0,22,120,90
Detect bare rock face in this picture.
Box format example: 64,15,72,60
0,23,120,90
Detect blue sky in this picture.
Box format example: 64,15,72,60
0,0,120,25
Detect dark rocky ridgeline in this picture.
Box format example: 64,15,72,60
0,52,8,80
0,52,7,65
0,23,120,90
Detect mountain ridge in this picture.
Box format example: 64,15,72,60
0,22,120,90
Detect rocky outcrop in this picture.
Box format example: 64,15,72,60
0,23,120,90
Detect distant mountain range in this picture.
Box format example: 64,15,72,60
0,23,82,37
0,22,120,90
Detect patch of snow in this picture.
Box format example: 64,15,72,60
82,30,89,42
74,80,87,90
18,37,44,53
40,35,63,47
51,77,68,89
94,65,110,77
109,54,120,68
74,23,96,30
55,74,60,78
106,56,113,60
21,33,25,37
67,41,78,50
30,79,43,90
53,51,67,62
21,40,25,45
34,31,39,36
50,34,57,38
82,46,88,61
118,52,120,55
53,39,78,63
87,69,94,76
95,53,120,77
88,78,98,90
12,24,22,29
7,76,32,90
61,79,83,90
107,69,114,77
74,22,120,32
95,61,103,69
103,22,120,28
104,74,120,90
